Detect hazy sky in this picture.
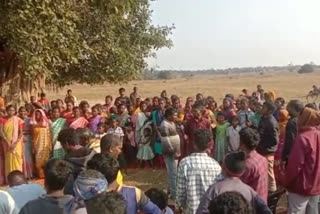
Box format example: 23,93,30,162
148,0,320,70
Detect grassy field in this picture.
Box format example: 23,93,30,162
48,71,319,105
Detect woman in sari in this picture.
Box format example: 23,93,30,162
50,107,68,159
1,105,24,182
135,101,151,144
89,106,104,133
69,107,89,129
79,100,91,120
18,106,34,179
116,104,130,128
61,101,74,123
152,98,166,161
32,109,52,178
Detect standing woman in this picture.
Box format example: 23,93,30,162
31,109,52,178
50,107,68,159
135,101,151,144
69,107,89,129
1,105,24,182
89,105,104,134
18,106,34,179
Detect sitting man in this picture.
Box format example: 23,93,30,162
7,170,45,210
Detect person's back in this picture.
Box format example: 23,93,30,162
19,159,75,214
8,183,45,210
286,125,320,195
208,191,253,214
19,195,73,214
176,129,221,214
7,170,46,210
0,190,18,214
257,113,279,154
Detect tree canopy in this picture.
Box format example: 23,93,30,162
298,64,314,74
0,0,173,101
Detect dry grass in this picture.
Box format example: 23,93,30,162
48,71,319,105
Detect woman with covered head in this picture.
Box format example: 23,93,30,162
31,109,52,178
285,107,320,214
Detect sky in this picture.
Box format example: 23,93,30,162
147,0,320,70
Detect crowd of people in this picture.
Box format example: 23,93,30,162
0,84,320,214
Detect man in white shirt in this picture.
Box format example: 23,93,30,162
0,190,18,214
7,170,45,210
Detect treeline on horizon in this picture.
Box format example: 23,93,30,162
142,63,319,80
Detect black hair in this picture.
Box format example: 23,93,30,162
231,115,240,122
97,122,106,129
209,191,252,214
119,88,125,92
194,129,212,151
145,188,168,211
6,104,16,112
263,101,276,113
40,92,46,97
100,134,122,152
58,129,78,146
7,170,26,187
51,106,60,112
75,128,94,143
192,103,204,110
144,127,152,135
105,95,113,101
85,192,126,214
287,100,304,113
275,97,285,106
305,103,318,111
224,152,246,175
164,107,177,118
44,159,73,191
87,154,120,183
216,112,225,118
18,106,26,112
67,89,72,93
239,128,260,151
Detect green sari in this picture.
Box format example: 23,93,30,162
51,118,67,159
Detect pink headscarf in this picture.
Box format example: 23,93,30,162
31,109,50,127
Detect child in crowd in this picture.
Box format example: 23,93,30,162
237,98,254,128
215,112,230,163
90,122,107,153
107,117,124,140
136,127,154,168
123,122,137,167
227,116,241,152
145,188,174,214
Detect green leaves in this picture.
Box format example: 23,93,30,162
0,0,173,88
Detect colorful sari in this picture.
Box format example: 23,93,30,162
69,117,89,129
1,116,24,180
51,118,67,159
31,109,52,178
89,115,103,133
22,117,34,179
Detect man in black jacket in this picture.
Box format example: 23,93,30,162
281,100,304,163
257,101,279,193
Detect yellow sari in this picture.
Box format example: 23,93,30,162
33,126,52,178
2,116,23,178
31,109,52,178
